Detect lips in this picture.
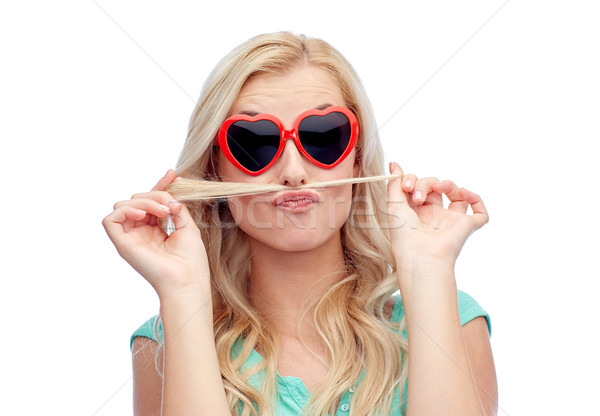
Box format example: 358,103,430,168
272,190,320,211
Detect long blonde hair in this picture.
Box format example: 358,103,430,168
168,32,408,416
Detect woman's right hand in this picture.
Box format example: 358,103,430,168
102,169,209,298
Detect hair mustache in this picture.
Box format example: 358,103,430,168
166,174,402,201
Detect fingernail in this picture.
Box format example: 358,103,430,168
404,179,412,188
168,200,181,206
414,191,423,200
159,204,170,213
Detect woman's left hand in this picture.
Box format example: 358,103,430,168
387,162,489,271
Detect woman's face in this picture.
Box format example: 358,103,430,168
219,65,359,253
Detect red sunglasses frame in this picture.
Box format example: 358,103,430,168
217,106,359,176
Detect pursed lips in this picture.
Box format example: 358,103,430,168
272,190,321,211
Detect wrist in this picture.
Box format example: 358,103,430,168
396,252,455,273
395,254,456,286
153,265,211,299
158,279,212,309
159,287,214,330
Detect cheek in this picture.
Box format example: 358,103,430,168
218,151,243,180
353,159,360,177
324,185,354,228
227,196,275,231
226,197,240,223
226,196,249,225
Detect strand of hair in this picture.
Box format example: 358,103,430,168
166,174,403,201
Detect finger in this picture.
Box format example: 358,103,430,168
119,192,184,228
447,200,469,214
129,190,179,207
412,177,441,205
151,169,177,192
102,206,149,241
459,187,489,230
432,180,468,213
387,162,407,204
168,201,193,230
423,190,443,207
401,173,418,193
388,162,420,225
146,205,181,227
400,173,420,210
432,180,460,200
161,201,196,236
113,198,175,219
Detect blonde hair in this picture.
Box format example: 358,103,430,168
166,174,401,201
166,32,408,415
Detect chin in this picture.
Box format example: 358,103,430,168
233,189,351,254
247,226,342,253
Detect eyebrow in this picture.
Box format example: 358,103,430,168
236,103,334,117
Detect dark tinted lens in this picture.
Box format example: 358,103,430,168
298,112,351,165
227,120,280,172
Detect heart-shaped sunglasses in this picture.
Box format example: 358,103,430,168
217,106,359,176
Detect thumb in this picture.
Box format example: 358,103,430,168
387,162,408,206
151,169,177,192
160,201,198,236
386,162,416,230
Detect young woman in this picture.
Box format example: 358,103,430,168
103,32,497,415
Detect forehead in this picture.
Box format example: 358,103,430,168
230,66,345,119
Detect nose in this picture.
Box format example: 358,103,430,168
274,137,307,186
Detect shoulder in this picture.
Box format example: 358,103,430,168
131,330,163,415
456,290,492,336
130,315,163,349
388,290,491,336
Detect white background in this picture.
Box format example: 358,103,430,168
1,1,598,415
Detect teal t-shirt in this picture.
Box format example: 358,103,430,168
131,290,491,415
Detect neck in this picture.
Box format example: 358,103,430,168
247,232,347,339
